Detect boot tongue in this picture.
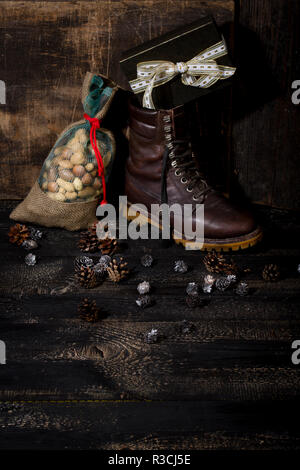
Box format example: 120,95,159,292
170,107,187,141
160,107,191,205
168,107,191,159
161,107,210,204
168,108,211,202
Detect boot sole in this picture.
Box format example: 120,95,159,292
123,202,263,251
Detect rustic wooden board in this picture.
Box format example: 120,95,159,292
0,0,234,200
0,333,298,401
1,203,300,450
0,0,299,446
231,0,300,209
1,401,300,450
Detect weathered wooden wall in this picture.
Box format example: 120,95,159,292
0,1,234,199
231,0,300,209
0,0,299,209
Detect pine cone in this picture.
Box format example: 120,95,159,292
99,237,118,256
75,265,98,289
78,228,118,255
93,263,107,283
74,256,94,271
8,224,30,246
262,264,280,282
107,257,129,283
78,298,100,323
203,251,237,275
90,223,119,255
77,231,100,253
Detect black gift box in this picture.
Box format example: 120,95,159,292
120,16,235,109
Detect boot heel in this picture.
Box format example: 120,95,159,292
173,237,205,251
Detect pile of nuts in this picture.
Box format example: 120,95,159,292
40,128,111,203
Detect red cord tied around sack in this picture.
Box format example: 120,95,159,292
84,113,107,206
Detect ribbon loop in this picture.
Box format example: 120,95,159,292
129,38,236,109
83,113,107,206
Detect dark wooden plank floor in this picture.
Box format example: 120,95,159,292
0,201,300,450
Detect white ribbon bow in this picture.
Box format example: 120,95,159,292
129,38,236,109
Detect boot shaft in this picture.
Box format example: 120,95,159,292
127,100,187,184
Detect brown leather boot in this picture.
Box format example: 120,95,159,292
125,100,262,250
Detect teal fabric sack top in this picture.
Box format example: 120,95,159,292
10,72,119,231
83,75,113,118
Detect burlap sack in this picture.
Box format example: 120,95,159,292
10,72,118,231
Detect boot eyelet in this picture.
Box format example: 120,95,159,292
171,160,177,167
164,125,171,132
186,187,193,192
180,177,187,184
192,195,200,201
163,115,171,122
175,169,182,176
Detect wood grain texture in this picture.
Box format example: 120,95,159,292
0,401,300,450
0,1,299,448
231,0,300,209
1,203,300,450
0,0,234,199
0,0,299,209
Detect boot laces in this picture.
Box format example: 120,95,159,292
161,138,211,204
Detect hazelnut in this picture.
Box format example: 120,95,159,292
85,163,94,172
82,173,93,186
47,182,58,193
59,168,74,182
73,165,85,177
